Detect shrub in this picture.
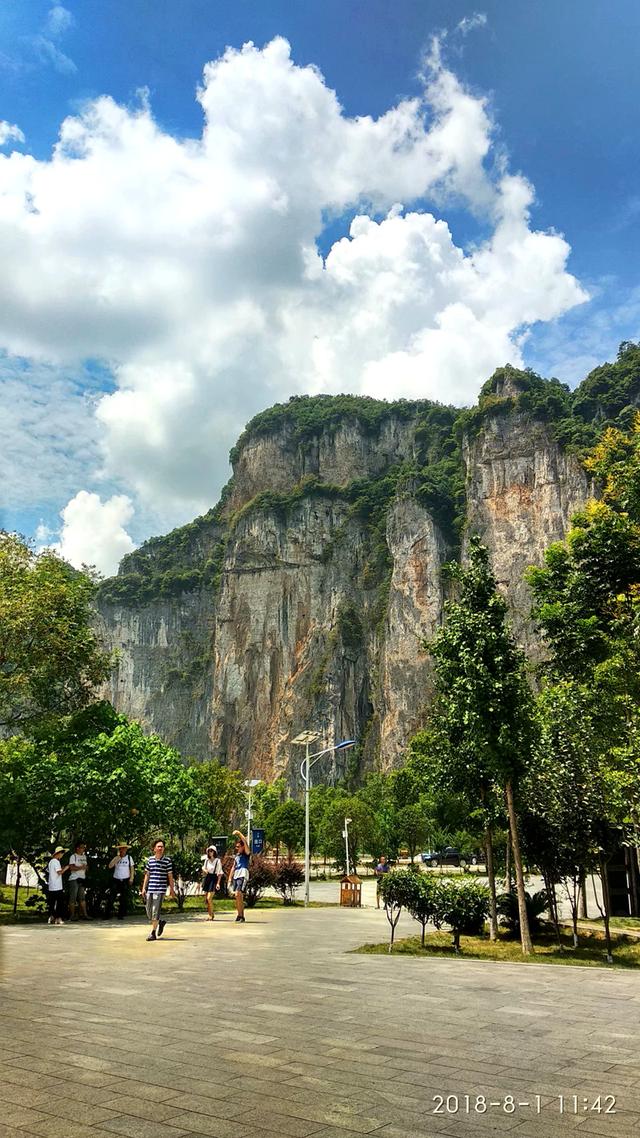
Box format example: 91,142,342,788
169,849,204,911
379,868,422,951
24,894,47,915
244,855,276,908
437,878,490,951
497,889,549,938
274,858,304,904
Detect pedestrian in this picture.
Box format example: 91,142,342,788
375,854,390,909
68,841,89,920
47,846,70,925
108,842,135,919
140,839,175,942
201,844,224,921
228,829,250,923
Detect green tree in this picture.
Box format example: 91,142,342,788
266,799,305,856
0,533,111,731
189,759,246,833
395,803,430,862
0,705,211,874
318,794,378,873
428,538,535,953
252,777,287,828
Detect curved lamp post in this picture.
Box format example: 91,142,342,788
292,733,356,906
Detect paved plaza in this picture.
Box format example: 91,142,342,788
1,903,640,1138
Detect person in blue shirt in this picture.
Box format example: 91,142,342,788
228,829,250,923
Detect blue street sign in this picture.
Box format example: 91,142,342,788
251,828,265,855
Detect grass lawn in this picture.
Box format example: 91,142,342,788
355,928,640,968
0,885,331,923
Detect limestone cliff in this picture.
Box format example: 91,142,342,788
96,350,640,780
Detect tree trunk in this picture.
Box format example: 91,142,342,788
596,853,614,964
504,831,512,895
504,780,533,954
484,824,498,941
542,869,562,948
13,856,21,915
579,869,588,918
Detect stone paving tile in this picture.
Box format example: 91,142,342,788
24,1119,114,1138
235,1108,327,1136
98,1118,189,1138
160,1093,247,1119
29,1098,118,1127
0,1105,52,1133
4,908,640,1138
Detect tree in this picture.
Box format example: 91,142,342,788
318,794,378,873
0,534,111,731
395,803,430,862
428,538,535,953
266,800,305,857
252,777,287,828
0,704,211,874
527,425,640,956
189,759,246,833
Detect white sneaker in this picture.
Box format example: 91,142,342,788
55,918,64,925
48,917,54,924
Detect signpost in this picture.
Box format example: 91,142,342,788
251,828,265,856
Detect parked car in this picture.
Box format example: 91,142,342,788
420,847,480,868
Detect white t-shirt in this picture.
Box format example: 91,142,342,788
68,853,87,881
113,854,134,881
47,858,63,891
203,856,222,876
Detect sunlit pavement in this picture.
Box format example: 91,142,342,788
2,904,640,1138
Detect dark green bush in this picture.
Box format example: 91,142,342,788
497,889,549,938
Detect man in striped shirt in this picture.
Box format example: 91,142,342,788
140,839,176,942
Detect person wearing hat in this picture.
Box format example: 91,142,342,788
108,843,135,920
47,846,70,925
201,844,224,920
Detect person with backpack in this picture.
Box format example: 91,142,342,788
46,846,70,925
201,844,224,920
140,839,175,941
228,829,250,923
108,842,135,919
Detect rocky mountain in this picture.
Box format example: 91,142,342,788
95,343,640,785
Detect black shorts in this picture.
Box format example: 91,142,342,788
203,874,219,892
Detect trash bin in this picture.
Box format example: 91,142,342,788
340,873,362,907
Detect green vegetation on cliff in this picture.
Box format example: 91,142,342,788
457,342,640,452
229,393,433,462
96,343,640,609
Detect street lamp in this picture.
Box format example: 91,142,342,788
244,778,261,848
343,817,353,877
291,733,356,906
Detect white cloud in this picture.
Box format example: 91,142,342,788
0,121,25,147
46,6,74,38
31,5,76,75
0,356,103,510
34,522,55,544
54,491,135,575
0,36,588,561
456,13,488,37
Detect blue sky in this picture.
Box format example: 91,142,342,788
1,1,639,570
